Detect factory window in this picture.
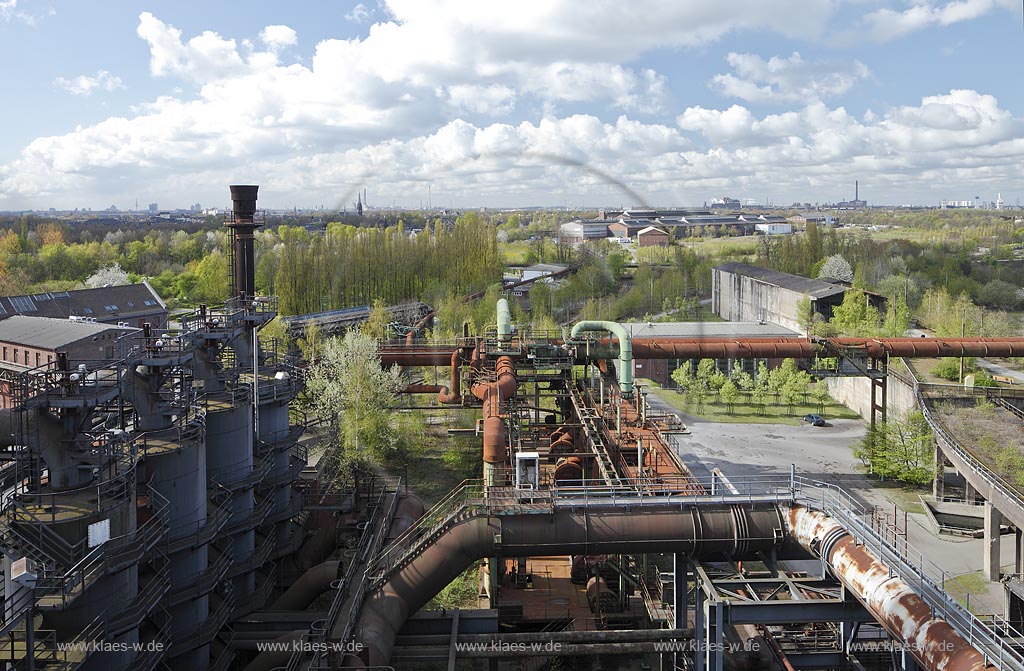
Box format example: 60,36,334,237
103,304,119,311
23,351,28,365
2,347,5,360
35,353,40,367
82,308,93,314
12,348,17,362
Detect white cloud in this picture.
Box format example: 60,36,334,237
445,84,516,116
345,3,371,23
862,0,1017,41
0,0,16,21
710,52,870,104
260,25,297,50
54,70,125,96
5,89,1023,208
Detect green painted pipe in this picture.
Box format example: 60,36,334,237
496,298,511,342
570,320,633,398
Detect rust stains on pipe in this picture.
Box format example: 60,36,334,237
405,311,435,345
436,348,464,404
628,337,1024,360
472,356,517,464
356,502,786,667
398,384,446,394
379,347,459,367
787,506,997,671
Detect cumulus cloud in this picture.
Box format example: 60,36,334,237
259,25,297,50
3,4,1024,208
4,88,1023,208
710,52,870,104
862,0,1017,41
345,3,371,23
54,70,125,96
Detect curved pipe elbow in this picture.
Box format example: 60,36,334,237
570,320,633,398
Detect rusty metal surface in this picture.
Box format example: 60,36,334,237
471,356,517,464
787,506,997,671
629,336,1024,360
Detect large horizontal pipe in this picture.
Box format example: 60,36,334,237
379,337,1024,368
786,505,997,671
354,502,786,667
270,561,341,611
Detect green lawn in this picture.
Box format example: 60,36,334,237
641,380,862,425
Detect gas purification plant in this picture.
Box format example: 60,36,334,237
5,185,1024,671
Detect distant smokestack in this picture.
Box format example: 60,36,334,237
227,185,261,299
855,180,858,201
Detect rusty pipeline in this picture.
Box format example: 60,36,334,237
356,501,787,666
786,505,997,671
553,455,584,483
405,310,435,345
472,356,517,464
627,336,1024,360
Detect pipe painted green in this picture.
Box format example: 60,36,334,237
570,321,633,397
496,298,511,343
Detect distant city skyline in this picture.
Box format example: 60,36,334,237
1,1,1023,210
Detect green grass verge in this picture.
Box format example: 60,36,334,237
945,571,993,614
641,381,861,425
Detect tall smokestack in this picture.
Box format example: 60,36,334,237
855,180,858,201
227,184,261,300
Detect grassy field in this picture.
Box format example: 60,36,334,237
641,380,861,425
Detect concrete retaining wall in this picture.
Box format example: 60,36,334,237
824,368,918,421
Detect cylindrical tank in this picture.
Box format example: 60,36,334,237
553,456,584,484
586,576,619,614
206,395,255,598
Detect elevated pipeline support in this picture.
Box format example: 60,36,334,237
570,321,634,398
471,356,517,485
355,501,786,667
787,505,998,671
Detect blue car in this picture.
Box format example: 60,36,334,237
803,414,826,427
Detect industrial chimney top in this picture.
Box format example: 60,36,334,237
229,184,259,222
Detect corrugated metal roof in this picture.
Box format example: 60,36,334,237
0,316,136,350
714,262,847,299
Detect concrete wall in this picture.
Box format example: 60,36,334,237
712,269,805,333
824,368,918,421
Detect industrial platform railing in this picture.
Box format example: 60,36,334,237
358,472,1024,671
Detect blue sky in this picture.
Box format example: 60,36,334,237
1,0,1022,210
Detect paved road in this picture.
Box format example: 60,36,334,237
644,385,1015,613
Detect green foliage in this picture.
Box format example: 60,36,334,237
857,412,934,484
304,331,405,469
830,289,879,337
932,357,975,382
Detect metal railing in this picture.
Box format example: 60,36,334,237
351,471,1024,671
367,474,797,589
792,476,1024,671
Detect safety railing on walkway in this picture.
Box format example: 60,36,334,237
792,476,1024,671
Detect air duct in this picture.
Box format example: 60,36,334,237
570,321,634,397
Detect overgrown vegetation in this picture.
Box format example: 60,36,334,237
855,412,934,484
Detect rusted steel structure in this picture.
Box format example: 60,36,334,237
788,505,999,671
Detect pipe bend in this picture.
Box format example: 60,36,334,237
570,321,633,397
